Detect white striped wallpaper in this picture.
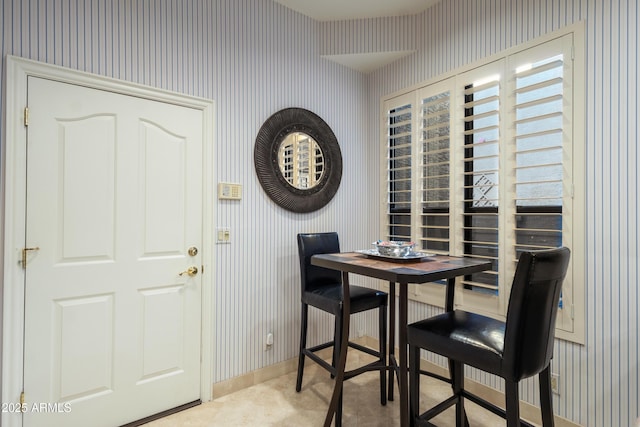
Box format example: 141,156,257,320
0,0,379,403
365,1,638,426
0,0,637,426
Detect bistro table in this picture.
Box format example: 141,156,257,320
311,252,492,427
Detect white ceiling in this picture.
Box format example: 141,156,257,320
273,0,439,72
322,50,417,74
274,0,439,21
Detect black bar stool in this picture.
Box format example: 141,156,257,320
296,232,388,426
408,247,570,426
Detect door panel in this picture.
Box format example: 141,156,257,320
54,294,115,401
23,76,203,426
60,115,116,261
141,122,187,255
139,286,186,381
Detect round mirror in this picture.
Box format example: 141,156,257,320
254,108,342,213
278,132,325,190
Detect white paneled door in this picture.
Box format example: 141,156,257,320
23,77,203,426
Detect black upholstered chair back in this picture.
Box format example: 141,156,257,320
297,232,342,294
503,247,571,381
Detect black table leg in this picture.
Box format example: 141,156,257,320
323,272,350,427
387,281,396,401
398,282,409,427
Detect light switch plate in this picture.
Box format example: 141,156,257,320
216,227,231,244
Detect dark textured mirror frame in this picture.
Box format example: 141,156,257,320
254,108,342,213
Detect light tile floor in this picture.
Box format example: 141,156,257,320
144,354,507,426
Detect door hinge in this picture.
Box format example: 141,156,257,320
24,107,29,126
20,391,26,411
21,247,40,269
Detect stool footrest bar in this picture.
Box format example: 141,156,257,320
418,394,459,421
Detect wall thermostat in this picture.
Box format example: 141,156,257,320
217,182,242,200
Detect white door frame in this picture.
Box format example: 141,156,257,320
1,55,215,427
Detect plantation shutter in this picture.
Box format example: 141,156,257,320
384,95,414,242
418,83,453,254
459,65,502,293
379,32,582,341
507,34,575,331
512,56,565,256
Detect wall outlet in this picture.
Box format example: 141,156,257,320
264,332,273,351
550,373,560,395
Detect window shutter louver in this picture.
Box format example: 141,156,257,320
512,55,565,263
385,102,413,242
419,90,452,254
461,76,501,292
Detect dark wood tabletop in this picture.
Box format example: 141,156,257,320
312,251,492,285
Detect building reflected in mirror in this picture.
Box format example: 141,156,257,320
278,132,324,189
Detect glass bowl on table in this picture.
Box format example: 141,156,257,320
373,240,416,258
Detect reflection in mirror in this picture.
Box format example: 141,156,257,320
278,132,324,189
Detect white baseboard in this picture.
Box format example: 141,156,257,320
212,345,336,399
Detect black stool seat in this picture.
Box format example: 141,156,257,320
409,310,505,374
304,283,387,315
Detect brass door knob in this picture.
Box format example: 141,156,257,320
179,266,198,277
188,246,198,256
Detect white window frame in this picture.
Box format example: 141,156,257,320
380,24,585,344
